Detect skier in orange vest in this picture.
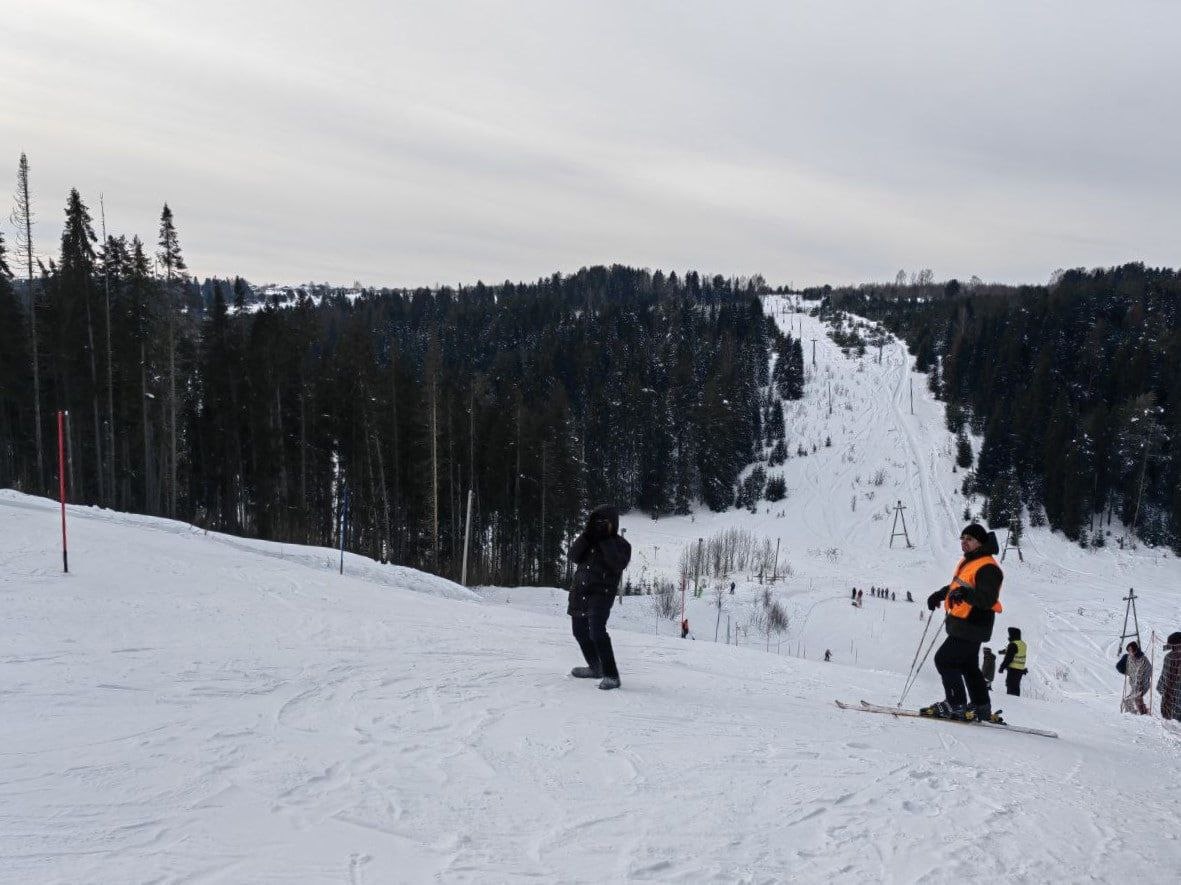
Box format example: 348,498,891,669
920,524,1004,723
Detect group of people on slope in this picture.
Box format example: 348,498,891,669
851,586,905,606
560,508,1181,726
1118,632,1181,720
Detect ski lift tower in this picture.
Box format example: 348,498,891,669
1000,516,1024,562
889,500,913,549
1119,587,1142,651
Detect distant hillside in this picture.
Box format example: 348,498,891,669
823,264,1181,552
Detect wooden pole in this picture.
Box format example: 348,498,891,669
461,488,474,586
680,575,686,637
1149,630,1156,716
339,482,349,575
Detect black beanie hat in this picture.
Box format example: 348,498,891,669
1008,626,1022,640
961,523,989,544
1167,631,1181,647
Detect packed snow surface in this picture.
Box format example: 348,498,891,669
3,297,1180,883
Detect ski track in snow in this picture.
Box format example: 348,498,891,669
3,297,1181,882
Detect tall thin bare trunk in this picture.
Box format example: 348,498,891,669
168,283,176,517
274,385,289,534
514,402,521,583
84,284,105,503
100,195,116,507
14,154,44,487
390,365,401,560
140,342,151,512
430,377,439,571
372,418,391,560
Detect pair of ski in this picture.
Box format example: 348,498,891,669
836,699,1059,739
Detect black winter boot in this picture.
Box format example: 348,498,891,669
598,676,621,690
571,666,602,679
920,700,966,719
919,700,950,718
964,701,1002,724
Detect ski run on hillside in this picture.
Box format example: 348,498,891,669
2,297,1180,883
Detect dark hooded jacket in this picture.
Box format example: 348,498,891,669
567,505,632,616
1158,634,1181,721
999,627,1025,671
927,531,1003,643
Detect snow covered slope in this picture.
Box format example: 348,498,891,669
0,506,1178,882
487,297,1181,700
2,296,1180,882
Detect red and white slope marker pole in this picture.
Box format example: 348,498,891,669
58,410,69,574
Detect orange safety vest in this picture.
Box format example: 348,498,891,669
945,555,1003,619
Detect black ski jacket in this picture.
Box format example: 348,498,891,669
567,505,632,616
926,534,1003,643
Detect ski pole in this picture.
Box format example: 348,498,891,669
898,610,934,704
899,616,944,707
900,609,933,693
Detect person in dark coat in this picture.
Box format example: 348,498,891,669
921,524,1004,722
997,626,1028,696
1157,631,1181,721
1118,641,1152,714
567,505,632,690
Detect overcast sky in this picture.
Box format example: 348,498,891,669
4,0,1179,288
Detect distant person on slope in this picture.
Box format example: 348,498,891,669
998,627,1028,696
1117,641,1152,715
920,524,1004,722
567,505,632,691
1157,632,1181,721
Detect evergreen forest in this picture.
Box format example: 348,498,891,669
0,163,811,584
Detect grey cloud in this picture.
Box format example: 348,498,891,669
4,0,1179,289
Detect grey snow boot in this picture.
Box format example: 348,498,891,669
571,666,601,679
598,676,621,691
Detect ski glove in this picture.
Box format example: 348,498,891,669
927,587,948,611
947,588,965,607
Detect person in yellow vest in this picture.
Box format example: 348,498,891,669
920,524,1004,722
998,627,1028,696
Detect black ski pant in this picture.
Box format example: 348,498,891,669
572,593,618,679
934,635,989,708
1005,668,1026,696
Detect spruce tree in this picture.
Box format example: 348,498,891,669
956,429,973,469
157,204,186,517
